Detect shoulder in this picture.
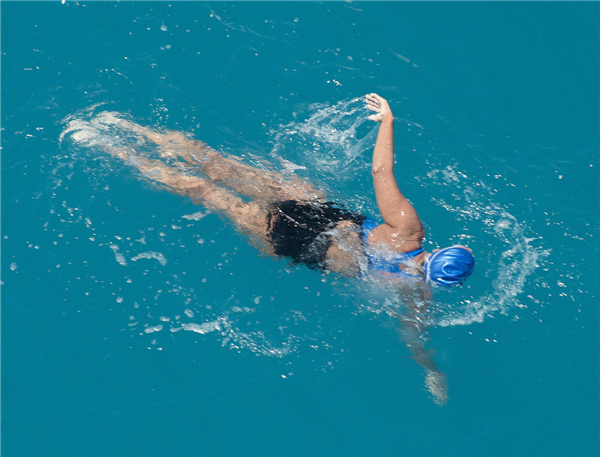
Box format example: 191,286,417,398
368,223,424,253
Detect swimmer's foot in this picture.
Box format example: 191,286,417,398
62,117,137,163
61,119,98,145
95,112,161,144
96,112,212,164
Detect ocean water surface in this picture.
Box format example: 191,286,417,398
2,2,599,456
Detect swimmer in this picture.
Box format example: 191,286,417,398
86,94,475,404
93,94,475,285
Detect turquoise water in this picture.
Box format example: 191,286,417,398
2,2,599,455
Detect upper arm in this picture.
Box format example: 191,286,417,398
372,168,424,236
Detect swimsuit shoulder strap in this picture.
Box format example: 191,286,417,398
361,217,378,243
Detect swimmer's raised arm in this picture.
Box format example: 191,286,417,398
366,93,424,237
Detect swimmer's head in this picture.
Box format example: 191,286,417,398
423,245,475,287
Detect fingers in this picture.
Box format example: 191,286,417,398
366,93,384,103
366,93,392,123
366,93,382,102
365,93,381,111
366,101,380,112
366,102,379,112
366,93,387,122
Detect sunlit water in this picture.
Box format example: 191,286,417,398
3,2,598,456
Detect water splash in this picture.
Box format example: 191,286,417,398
56,102,548,368
266,99,548,328
419,165,550,327
55,107,329,362
131,251,168,266
269,97,378,186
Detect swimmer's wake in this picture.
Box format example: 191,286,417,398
61,95,484,406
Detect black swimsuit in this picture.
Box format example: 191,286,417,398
266,200,365,270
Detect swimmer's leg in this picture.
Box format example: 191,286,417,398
195,150,326,204
104,144,274,253
151,131,325,203
98,113,325,203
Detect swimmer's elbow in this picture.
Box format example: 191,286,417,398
371,165,390,176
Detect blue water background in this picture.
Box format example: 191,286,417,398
2,2,599,456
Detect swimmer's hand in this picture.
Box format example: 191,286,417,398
366,93,393,122
425,370,449,406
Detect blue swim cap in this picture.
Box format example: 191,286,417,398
424,246,475,287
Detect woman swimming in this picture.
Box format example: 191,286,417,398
90,94,475,286
74,93,475,404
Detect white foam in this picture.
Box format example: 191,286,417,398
144,325,163,334
182,210,211,221
131,251,167,266
109,244,128,266
182,321,221,334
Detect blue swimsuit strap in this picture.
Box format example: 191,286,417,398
361,218,423,275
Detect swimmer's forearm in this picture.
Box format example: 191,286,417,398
400,317,448,405
371,116,395,175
